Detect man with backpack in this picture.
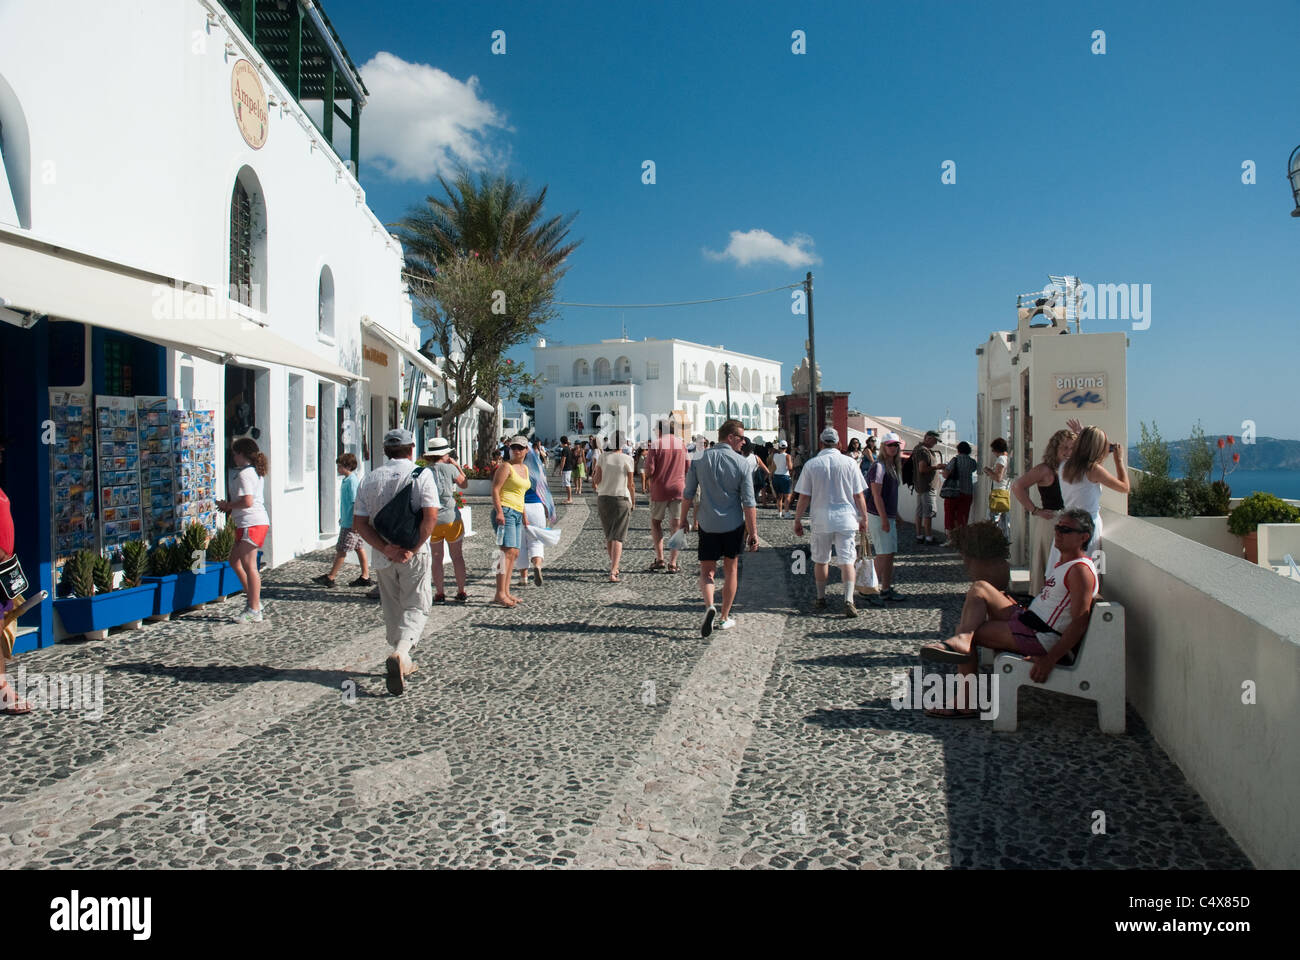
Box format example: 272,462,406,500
352,428,441,696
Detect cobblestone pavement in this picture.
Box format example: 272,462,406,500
1,487,1250,869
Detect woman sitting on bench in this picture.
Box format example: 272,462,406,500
918,508,1100,714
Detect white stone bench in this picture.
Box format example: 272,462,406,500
978,600,1126,734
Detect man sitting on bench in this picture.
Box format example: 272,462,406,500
919,508,1100,695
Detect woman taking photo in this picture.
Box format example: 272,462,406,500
1047,421,1130,574
216,437,269,623
983,438,1012,540
939,441,980,542
490,436,532,607
1011,429,1076,595
592,432,635,582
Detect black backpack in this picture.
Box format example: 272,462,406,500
902,454,915,491
371,467,427,550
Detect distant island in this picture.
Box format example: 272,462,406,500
1128,436,1300,474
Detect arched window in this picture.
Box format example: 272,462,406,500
318,265,335,338
615,356,631,381
690,363,698,382
751,368,760,394
573,358,590,384
705,400,716,431
741,369,750,392
589,404,602,431
742,403,751,427
0,72,32,229
593,357,611,384
229,166,268,311
679,361,688,384
566,403,581,433
705,361,716,387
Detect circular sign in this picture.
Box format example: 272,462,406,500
231,59,268,149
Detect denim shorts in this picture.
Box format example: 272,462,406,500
492,505,524,551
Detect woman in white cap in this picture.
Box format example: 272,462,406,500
423,436,469,603
768,440,793,518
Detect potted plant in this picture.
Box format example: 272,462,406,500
949,520,1011,592
52,546,158,640
463,465,495,496
205,519,240,596
142,540,182,619
1227,492,1300,563
172,522,221,609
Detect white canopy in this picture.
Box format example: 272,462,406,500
0,229,363,384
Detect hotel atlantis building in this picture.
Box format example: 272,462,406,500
532,338,782,445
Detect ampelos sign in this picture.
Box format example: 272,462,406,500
231,59,268,149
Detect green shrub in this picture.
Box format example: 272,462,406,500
169,541,194,576
1204,480,1232,516
147,542,174,577
1129,472,1193,519
120,541,148,588
206,519,235,562
1227,492,1300,536
950,520,1009,560
92,555,115,594
60,550,98,599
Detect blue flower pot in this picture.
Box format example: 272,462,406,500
141,574,179,617
53,583,159,635
172,567,222,608
212,561,243,596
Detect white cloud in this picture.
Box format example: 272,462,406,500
329,52,509,181
703,229,821,268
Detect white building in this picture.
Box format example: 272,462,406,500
0,0,428,647
532,337,782,445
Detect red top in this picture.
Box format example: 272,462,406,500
0,485,12,557
646,435,687,502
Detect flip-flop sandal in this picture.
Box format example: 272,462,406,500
608,574,621,583
919,640,975,664
434,593,447,603
454,592,469,603
924,708,980,719
385,654,405,696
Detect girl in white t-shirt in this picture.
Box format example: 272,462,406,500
216,438,269,623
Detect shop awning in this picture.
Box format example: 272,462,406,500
0,230,364,385
360,317,444,382
473,396,495,414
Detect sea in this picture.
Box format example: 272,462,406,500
1198,469,1300,501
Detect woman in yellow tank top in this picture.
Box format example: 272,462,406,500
491,437,532,606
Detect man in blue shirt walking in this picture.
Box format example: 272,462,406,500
679,418,759,637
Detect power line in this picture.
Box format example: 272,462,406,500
554,283,802,308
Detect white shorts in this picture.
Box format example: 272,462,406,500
810,529,857,566
562,470,573,488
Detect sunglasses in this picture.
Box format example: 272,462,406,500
509,444,527,451
1054,524,1086,535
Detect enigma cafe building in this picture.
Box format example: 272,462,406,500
0,0,434,651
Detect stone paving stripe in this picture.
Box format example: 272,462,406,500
575,535,788,869
350,750,452,808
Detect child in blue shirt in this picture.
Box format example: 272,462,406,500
312,453,374,587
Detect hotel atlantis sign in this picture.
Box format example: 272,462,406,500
231,60,268,149
1052,372,1108,411
557,387,631,401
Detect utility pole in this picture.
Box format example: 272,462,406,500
724,361,731,420
804,271,816,455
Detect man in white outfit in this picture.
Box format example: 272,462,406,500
352,428,440,696
793,427,869,617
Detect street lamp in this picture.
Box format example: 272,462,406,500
1289,145,1300,217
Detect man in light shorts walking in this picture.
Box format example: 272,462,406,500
352,428,440,696
793,427,869,616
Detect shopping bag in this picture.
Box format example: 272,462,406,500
856,556,881,594
528,525,562,547
665,527,688,553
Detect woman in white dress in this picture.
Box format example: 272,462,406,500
1047,420,1130,576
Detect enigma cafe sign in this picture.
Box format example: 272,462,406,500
1052,372,1108,411
231,59,268,149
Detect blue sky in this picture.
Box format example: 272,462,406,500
321,0,1300,444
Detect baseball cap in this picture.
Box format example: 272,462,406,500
820,427,839,444
778,440,788,448
425,436,451,457
383,428,414,447
508,435,529,447
925,429,941,439
881,431,902,446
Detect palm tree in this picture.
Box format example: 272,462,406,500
395,170,580,462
